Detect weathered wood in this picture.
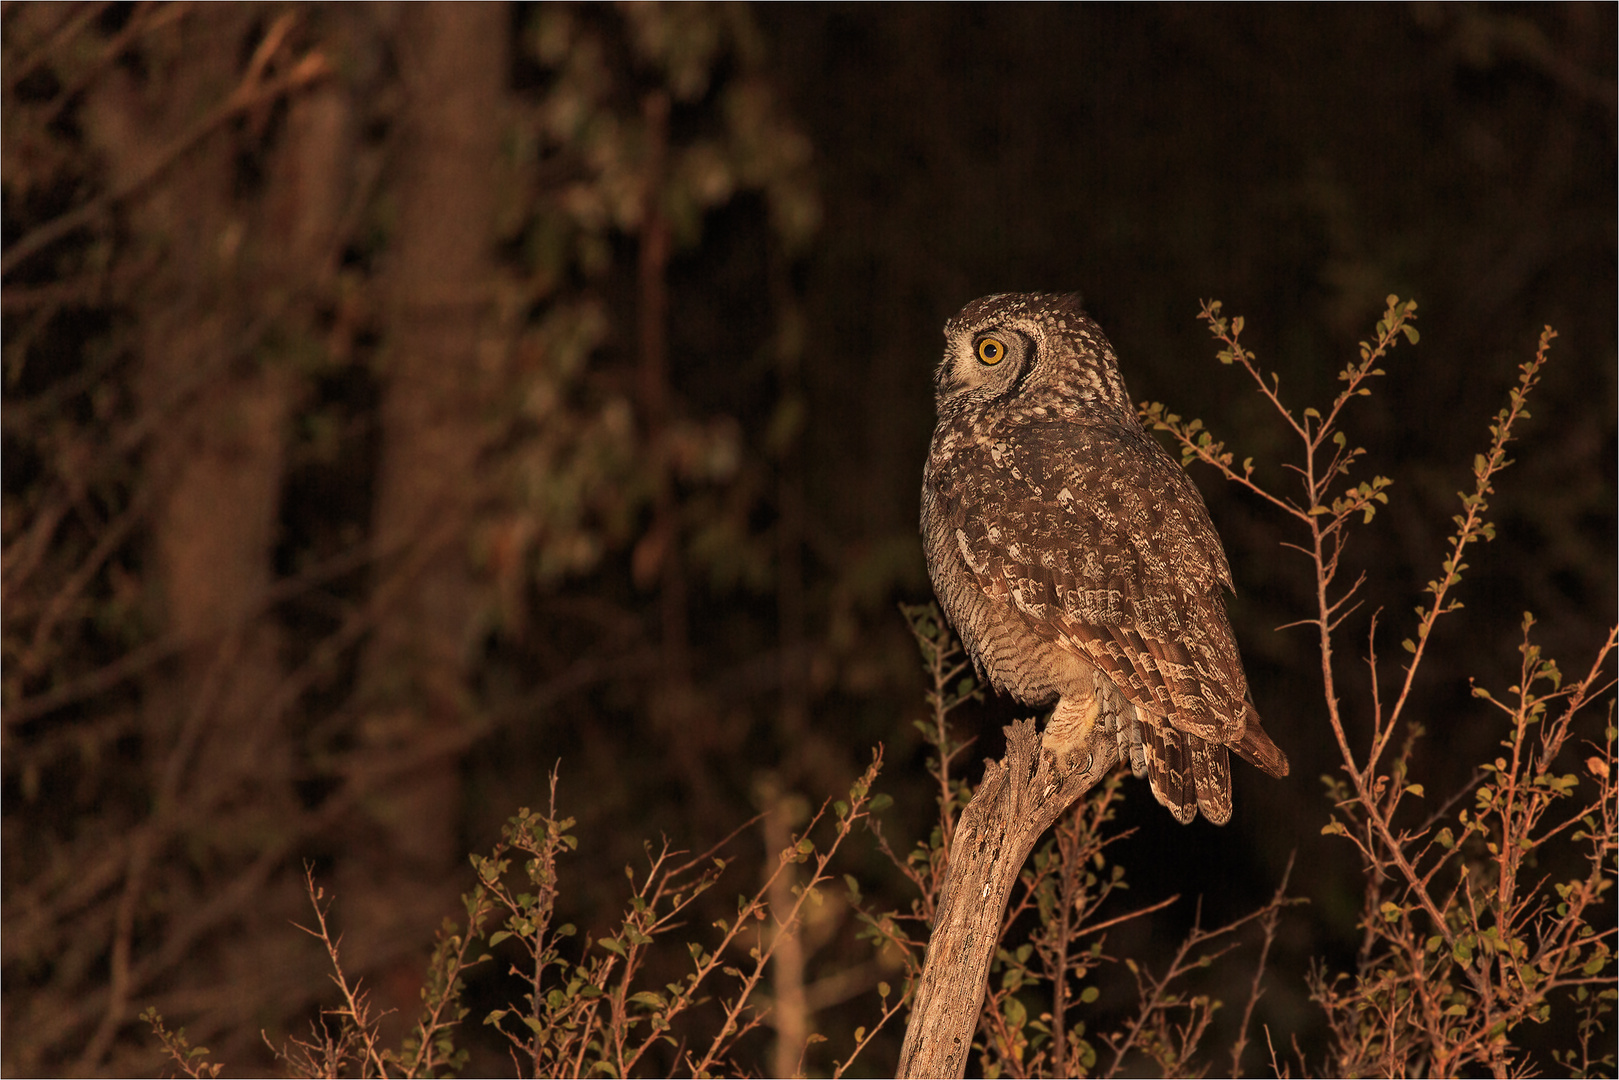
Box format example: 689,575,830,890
898,718,1119,1079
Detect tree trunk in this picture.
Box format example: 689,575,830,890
341,0,505,983
898,719,1119,1079
77,4,351,1067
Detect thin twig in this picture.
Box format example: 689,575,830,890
3,28,330,275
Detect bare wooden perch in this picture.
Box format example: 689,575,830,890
898,717,1119,1079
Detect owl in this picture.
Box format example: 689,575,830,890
921,292,1288,824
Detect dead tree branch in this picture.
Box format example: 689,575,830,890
898,717,1119,1079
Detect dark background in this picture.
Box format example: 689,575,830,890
4,3,1614,1075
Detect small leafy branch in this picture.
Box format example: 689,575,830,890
1311,617,1616,1078
274,867,436,1077
863,604,982,936
469,755,889,1079
149,756,896,1078
142,1008,224,1080
1097,871,1297,1080
1146,298,1617,1077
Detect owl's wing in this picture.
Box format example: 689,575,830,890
938,419,1285,778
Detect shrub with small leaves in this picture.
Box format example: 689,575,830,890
1150,299,1615,1078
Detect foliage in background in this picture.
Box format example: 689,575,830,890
489,2,817,593
2,4,833,1073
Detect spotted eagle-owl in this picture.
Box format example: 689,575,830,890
921,292,1288,824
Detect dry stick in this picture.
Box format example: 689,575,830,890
1,33,328,276
52,724,482,1070
3,1,113,96
898,718,1118,1079
1229,854,1296,1078
294,870,391,1078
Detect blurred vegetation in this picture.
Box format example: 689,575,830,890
3,3,1613,1076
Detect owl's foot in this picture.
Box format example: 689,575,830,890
1041,691,1100,775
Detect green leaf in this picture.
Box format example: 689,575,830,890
1003,995,1028,1028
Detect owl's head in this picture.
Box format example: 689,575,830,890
934,292,1132,418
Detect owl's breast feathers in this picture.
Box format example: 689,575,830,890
925,413,1288,778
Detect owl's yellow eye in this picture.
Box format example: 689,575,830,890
977,337,1007,365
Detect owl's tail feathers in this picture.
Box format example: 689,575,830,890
1142,724,1199,825
1189,740,1233,825
1231,712,1290,778
1144,726,1235,825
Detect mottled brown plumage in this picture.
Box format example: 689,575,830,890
921,293,1288,824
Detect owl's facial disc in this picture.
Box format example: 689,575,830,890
937,326,1033,400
